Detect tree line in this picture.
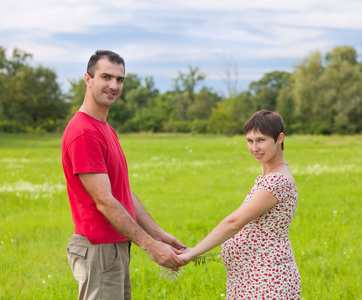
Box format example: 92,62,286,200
0,45,361,135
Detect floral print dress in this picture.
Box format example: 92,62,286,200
221,173,301,300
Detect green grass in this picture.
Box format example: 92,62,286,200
0,133,361,299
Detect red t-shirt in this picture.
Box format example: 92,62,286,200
61,111,136,244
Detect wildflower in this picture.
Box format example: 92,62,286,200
159,266,185,282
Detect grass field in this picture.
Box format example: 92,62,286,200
0,133,361,299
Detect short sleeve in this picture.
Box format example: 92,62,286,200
257,174,289,203
67,134,108,175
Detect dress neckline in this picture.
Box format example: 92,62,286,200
257,172,296,186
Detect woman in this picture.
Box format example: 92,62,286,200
178,110,301,299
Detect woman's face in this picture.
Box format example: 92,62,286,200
245,130,283,163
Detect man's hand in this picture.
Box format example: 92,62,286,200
157,232,186,253
144,240,186,270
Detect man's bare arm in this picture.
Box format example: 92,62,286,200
131,192,186,251
78,173,184,268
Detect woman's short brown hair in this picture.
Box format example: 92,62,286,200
244,110,285,150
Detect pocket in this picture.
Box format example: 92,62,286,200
67,245,88,258
100,243,119,273
67,245,88,283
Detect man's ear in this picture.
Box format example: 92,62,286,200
84,73,91,86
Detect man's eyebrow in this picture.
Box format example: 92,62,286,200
101,72,125,79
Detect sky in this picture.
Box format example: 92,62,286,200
1,0,362,97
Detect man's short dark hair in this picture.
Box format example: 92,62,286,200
244,110,285,150
87,50,125,78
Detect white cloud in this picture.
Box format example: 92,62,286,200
1,0,362,92
0,0,134,33
3,0,362,34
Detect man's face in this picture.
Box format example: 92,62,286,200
85,58,125,107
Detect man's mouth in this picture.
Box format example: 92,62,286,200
104,90,117,97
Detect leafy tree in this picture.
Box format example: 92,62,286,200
186,87,221,120
209,91,255,135
1,44,361,134
249,71,291,111
0,47,33,121
6,65,68,130
65,78,86,116
287,46,362,134
125,77,159,111
292,50,325,131
110,75,159,131
0,47,32,75
108,101,134,131
0,68,4,118
326,46,357,65
168,92,189,121
120,73,142,103
318,46,362,133
173,65,205,103
276,83,296,132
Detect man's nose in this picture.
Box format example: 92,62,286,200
109,78,118,90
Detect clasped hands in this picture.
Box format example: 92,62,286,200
148,232,195,271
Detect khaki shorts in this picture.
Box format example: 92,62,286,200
67,234,131,300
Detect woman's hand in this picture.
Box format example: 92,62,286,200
177,247,195,265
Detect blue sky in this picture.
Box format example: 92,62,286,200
1,0,362,96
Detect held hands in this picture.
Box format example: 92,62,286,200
176,247,194,266
149,231,200,270
145,239,185,271
158,231,195,268
145,232,188,271
159,231,186,253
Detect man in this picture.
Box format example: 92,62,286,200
62,50,185,300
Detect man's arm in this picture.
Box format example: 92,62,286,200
131,192,186,251
78,173,185,269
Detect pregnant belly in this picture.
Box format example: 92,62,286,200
221,235,294,272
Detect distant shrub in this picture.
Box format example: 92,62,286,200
0,121,28,133
164,121,192,133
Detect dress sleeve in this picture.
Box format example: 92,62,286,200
67,133,108,175
257,174,288,203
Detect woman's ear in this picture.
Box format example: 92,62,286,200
277,132,284,145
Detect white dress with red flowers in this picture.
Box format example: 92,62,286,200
221,173,301,300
